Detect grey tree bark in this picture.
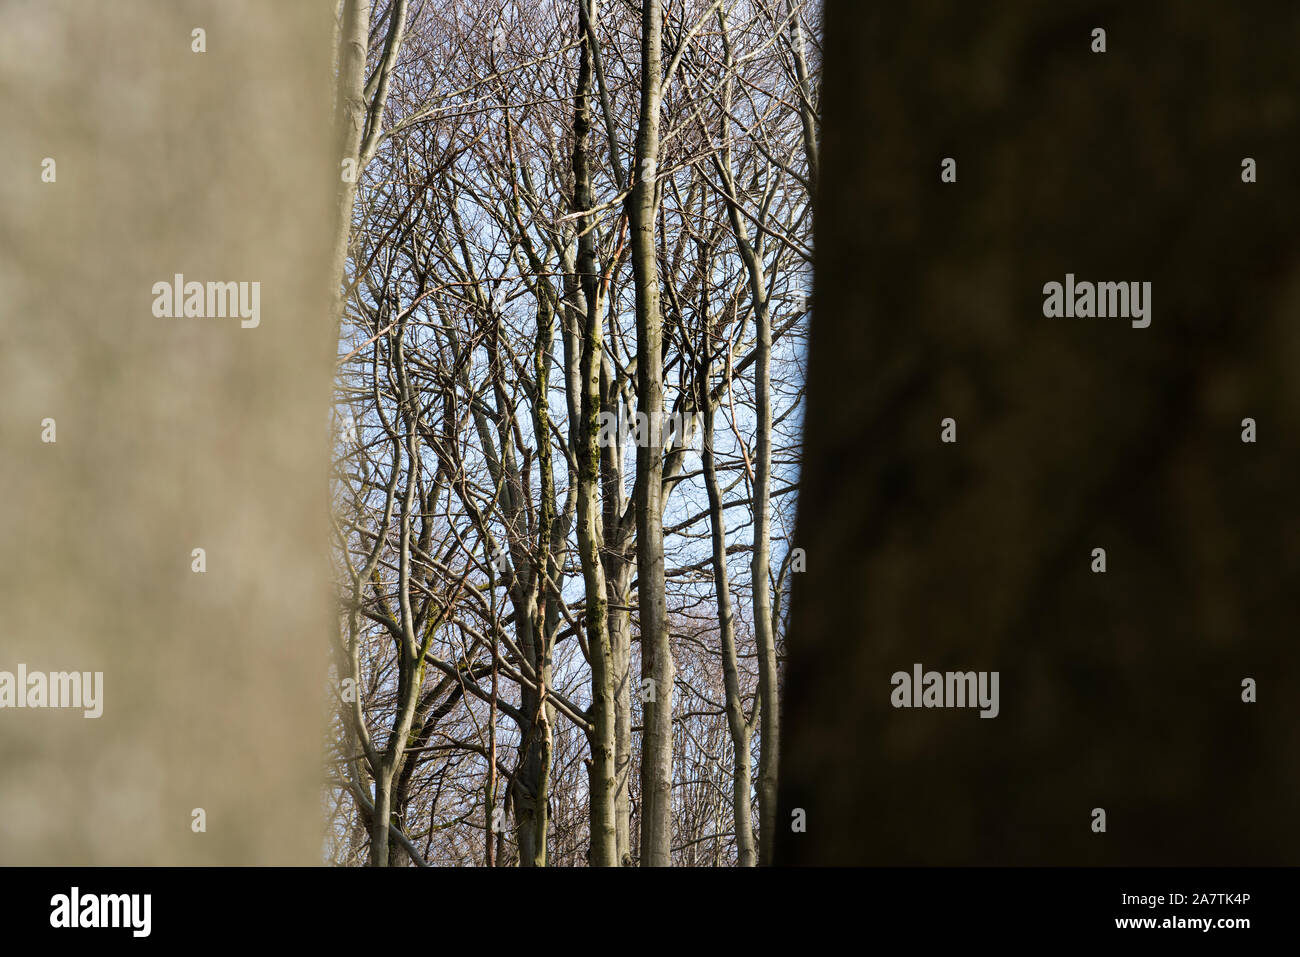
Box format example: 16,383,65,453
700,376,757,866
627,0,673,867
330,0,407,329
571,0,619,866
712,10,779,863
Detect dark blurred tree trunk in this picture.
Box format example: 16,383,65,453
778,0,1300,865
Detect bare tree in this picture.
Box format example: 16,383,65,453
326,0,820,867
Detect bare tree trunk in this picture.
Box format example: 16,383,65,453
750,287,779,866
572,2,619,863
713,8,779,863
700,385,756,866
607,561,634,864
370,776,393,867
627,0,672,868
514,717,552,866
487,632,498,867
601,364,635,864
330,0,407,323
370,346,429,867
329,0,370,328
786,0,819,195
512,604,554,867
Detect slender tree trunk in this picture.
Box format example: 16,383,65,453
371,652,425,866
786,1,819,195
607,561,634,864
602,366,635,863
751,291,779,866
627,0,672,867
329,0,369,328
330,0,407,329
713,6,781,864
487,631,498,867
701,388,756,865
571,7,620,862
370,356,429,867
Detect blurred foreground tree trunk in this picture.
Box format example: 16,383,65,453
778,0,1300,865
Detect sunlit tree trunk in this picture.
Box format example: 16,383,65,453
627,0,672,867
572,0,619,864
